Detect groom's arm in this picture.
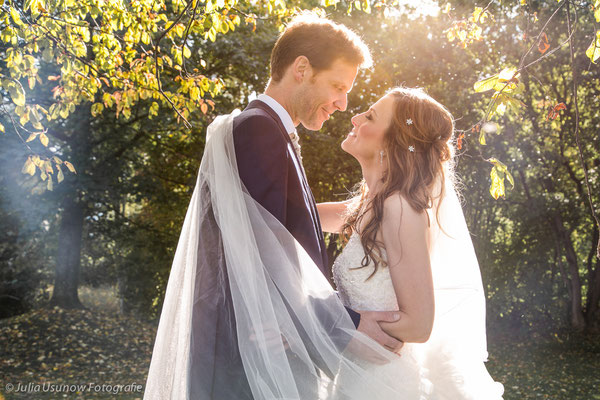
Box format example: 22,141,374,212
345,305,361,327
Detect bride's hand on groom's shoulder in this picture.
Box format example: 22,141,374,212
356,310,404,353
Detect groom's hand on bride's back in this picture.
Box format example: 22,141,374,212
357,311,404,353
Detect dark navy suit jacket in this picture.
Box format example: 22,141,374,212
233,100,360,325
188,101,360,399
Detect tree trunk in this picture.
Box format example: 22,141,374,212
552,213,585,331
585,226,600,331
50,197,84,309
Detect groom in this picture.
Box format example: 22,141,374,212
235,14,403,350
191,14,402,399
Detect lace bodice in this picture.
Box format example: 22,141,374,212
332,233,399,312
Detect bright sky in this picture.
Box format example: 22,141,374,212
393,0,441,18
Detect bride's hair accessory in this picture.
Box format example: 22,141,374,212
380,150,385,164
408,145,415,152
406,118,413,125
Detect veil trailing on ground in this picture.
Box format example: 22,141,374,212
143,111,428,400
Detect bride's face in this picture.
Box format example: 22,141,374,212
341,94,395,164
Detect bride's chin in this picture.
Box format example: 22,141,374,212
340,141,351,153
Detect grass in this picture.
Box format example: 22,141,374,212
1,285,598,399
487,333,600,400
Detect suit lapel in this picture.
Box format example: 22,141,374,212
245,100,308,182
245,100,326,260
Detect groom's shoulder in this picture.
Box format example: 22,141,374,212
234,107,274,127
233,105,285,143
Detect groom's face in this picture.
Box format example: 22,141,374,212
296,58,359,130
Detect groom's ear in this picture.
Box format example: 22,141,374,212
291,56,311,83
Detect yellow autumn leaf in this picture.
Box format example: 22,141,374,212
57,165,64,183
489,166,505,200
44,160,53,174
8,83,26,106
10,7,25,27
21,157,36,176
39,132,49,146
63,161,77,174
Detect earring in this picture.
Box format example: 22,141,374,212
380,150,384,164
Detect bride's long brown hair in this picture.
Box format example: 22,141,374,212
341,87,456,279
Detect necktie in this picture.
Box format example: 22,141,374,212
289,130,303,166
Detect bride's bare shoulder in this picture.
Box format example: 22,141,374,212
382,193,428,229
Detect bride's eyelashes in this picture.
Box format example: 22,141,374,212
366,113,373,121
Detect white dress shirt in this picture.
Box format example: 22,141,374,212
257,94,303,167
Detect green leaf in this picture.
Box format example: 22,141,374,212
26,133,37,142
586,31,600,64
0,122,4,133
479,130,486,145
91,102,104,117
47,176,53,191
149,102,159,118
474,74,499,93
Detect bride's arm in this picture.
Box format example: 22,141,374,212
316,200,351,233
378,194,435,343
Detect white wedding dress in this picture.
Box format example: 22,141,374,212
332,222,505,400
332,232,429,399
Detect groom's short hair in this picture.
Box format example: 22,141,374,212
270,12,372,82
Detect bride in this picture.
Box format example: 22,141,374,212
320,86,504,399
143,86,503,399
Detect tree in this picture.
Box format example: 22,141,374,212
0,0,302,308
441,0,600,331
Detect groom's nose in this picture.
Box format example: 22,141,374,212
333,93,348,112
